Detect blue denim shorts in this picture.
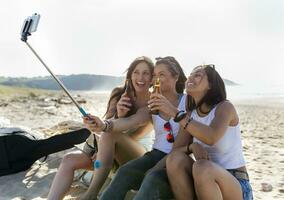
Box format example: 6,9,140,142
228,170,253,200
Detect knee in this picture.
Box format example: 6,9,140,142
144,170,166,185
192,160,214,184
61,153,79,171
115,163,144,180
166,151,190,174
114,164,130,177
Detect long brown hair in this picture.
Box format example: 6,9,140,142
186,65,227,113
155,56,187,94
104,56,154,118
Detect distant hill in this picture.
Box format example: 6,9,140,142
0,74,238,90
0,74,124,91
224,79,238,86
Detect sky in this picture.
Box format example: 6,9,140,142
0,0,283,86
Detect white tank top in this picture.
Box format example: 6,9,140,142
192,105,246,169
152,94,186,154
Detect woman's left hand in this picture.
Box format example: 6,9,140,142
148,93,178,117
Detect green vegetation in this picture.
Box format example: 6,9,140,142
0,84,54,96
0,76,7,83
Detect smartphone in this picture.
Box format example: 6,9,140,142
21,13,40,41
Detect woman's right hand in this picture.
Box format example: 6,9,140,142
116,93,132,118
148,93,178,117
83,114,105,133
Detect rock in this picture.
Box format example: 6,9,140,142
51,97,59,102
76,98,87,104
29,92,37,98
37,102,56,108
58,98,72,104
0,102,8,107
43,98,52,102
42,120,85,136
46,110,57,115
261,183,273,192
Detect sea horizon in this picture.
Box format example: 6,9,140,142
78,83,284,101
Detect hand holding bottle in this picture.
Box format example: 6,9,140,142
148,93,178,117
117,79,134,118
117,93,132,118
149,77,161,115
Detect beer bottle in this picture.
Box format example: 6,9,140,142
124,79,134,110
150,77,160,115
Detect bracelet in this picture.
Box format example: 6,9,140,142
183,116,193,130
102,120,114,132
102,120,108,132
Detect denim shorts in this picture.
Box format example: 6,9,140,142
228,170,253,200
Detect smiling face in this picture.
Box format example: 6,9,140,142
185,67,210,98
153,63,178,93
130,61,152,94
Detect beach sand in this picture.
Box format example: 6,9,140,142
0,92,283,199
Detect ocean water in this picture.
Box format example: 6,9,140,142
226,84,284,101
82,83,284,104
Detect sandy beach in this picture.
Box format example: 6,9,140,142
0,90,283,200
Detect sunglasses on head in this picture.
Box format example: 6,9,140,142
199,64,215,70
136,56,153,64
164,121,174,143
156,57,178,70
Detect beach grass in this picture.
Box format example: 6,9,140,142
0,84,54,96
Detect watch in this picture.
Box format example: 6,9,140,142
173,110,187,122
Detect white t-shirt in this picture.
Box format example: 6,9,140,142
192,105,246,169
152,94,186,154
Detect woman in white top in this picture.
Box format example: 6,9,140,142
165,65,253,200
83,56,187,200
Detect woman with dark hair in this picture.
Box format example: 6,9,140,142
164,65,253,200
82,56,187,200
48,56,155,200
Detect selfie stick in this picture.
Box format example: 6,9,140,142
20,13,88,117
20,14,101,169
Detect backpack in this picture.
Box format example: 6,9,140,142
0,128,90,176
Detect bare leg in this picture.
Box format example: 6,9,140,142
81,132,146,200
166,151,196,200
47,151,92,200
192,160,243,200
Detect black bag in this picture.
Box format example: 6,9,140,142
0,128,90,176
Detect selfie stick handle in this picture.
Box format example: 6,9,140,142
24,41,88,117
